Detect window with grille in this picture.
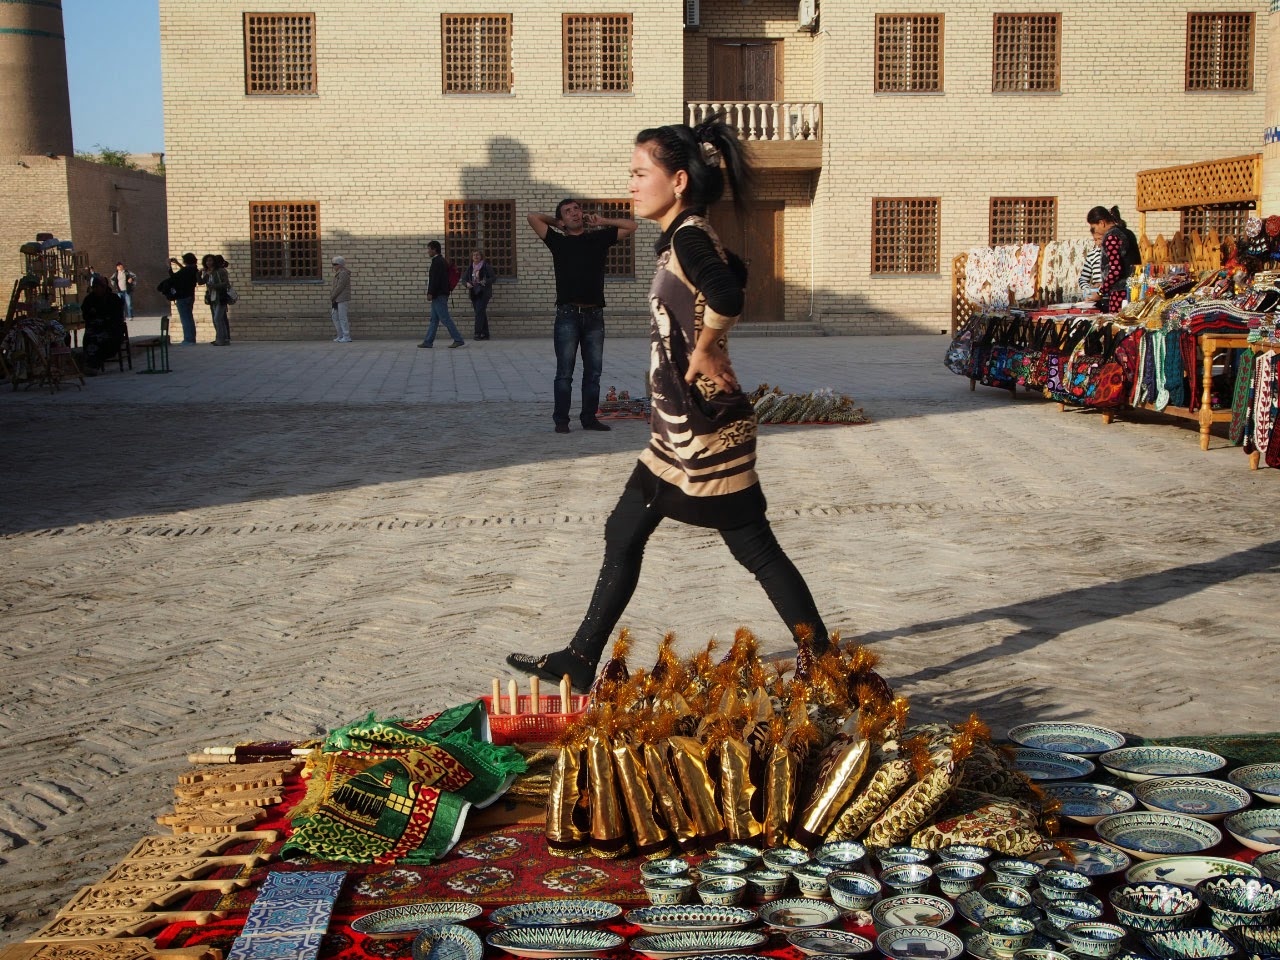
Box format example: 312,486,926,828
875,14,944,93
250,202,321,280
992,13,1059,92
244,13,316,95
1181,205,1255,238
445,201,517,277
580,199,635,276
563,14,632,93
442,14,512,94
871,198,940,274
1186,12,1254,91
990,197,1057,246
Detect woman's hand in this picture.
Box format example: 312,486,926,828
685,343,739,393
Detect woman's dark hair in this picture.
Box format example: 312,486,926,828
1087,205,1126,229
635,115,755,217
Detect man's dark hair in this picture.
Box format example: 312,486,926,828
555,198,579,220
427,240,441,254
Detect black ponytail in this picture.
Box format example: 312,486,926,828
1086,205,1127,230
636,114,756,218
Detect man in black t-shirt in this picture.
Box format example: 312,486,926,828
528,199,638,433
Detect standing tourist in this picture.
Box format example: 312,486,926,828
1087,206,1142,313
330,256,352,343
111,261,137,319
201,254,232,346
418,241,465,349
463,249,495,341
165,253,200,344
527,199,637,433
506,118,829,692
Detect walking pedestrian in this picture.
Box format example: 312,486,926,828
418,241,465,348
330,256,352,342
110,261,137,319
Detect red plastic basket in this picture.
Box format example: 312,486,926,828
482,694,590,745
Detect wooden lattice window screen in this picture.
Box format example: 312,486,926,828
1181,205,1255,239
244,13,316,95
442,14,512,94
872,198,940,274
990,197,1057,246
875,14,944,93
563,14,632,93
250,202,321,280
1186,12,1254,91
445,201,517,278
992,13,1059,92
580,199,635,276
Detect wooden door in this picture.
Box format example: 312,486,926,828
710,201,784,324
709,40,782,138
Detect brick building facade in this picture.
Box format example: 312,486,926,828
159,0,1268,340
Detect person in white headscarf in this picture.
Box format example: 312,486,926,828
330,256,352,342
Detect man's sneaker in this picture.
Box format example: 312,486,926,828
581,420,611,431
449,341,466,348
554,423,570,434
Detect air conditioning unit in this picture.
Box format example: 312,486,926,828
798,0,818,29
684,0,700,28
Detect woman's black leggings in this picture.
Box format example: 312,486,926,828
568,486,828,664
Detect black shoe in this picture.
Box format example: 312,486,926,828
581,420,611,431
418,342,433,348
554,423,571,434
450,341,466,348
506,649,596,693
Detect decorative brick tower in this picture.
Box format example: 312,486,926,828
0,0,73,156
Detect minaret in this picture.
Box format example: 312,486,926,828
0,0,73,155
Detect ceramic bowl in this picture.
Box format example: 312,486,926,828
1045,894,1106,930
1063,921,1127,958
881,863,933,895
1223,809,1280,854
940,844,994,864
1041,782,1138,826
643,875,696,905
641,857,690,880
981,915,1037,954
793,862,835,899
1108,882,1202,934
763,847,812,874
828,871,882,911
935,860,986,898
980,883,1036,918
815,840,868,871
1014,950,1072,960
877,846,932,870
1096,812,1223,861
1256,851,1280,883
1135,777,1253,822
699,856,750,878
1007,722,1126,758
1225,924,1280,959
875,925,964,960
991,858,1044,889
1228,764,1280,806
1196,876,1280,931
698,875,748,906
743,868,789,902
1037,869,1093,901
1100,747,1228,783
872,894,954,931
716,842,762,867
1142,927,1243,959
1009,748,1096,781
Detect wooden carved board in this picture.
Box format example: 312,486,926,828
58,880,249,916
155,808,265,834
171,787,283,812
176,761,298,790
102,855,267,884
0,939,222,959
28,912,225,943
122,833,278,861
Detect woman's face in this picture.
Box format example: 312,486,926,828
629,142,684,225
472,252,482,263
1088,220,1111,243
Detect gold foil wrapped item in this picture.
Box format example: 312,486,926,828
545,745,589,857
763,740,797,848
719,738,763,843
793,728,870,848
667,735,726,847
645,741,699,852
586,730,631,859
613,738,670,858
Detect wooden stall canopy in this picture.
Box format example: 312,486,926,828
1136,153,1261,212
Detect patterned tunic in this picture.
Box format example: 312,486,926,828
629,214,765,529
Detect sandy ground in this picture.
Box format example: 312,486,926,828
0,330,1276,943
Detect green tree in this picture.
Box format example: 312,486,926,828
75,144,138,169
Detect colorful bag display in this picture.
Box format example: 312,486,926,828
1065,325,1127,408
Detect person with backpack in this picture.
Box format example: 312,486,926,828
418,240,465,349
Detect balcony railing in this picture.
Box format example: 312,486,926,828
686,101,823,142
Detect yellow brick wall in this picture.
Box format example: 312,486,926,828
0,156,71,291
683,0,816,102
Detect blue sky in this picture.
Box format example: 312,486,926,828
64,0,164,154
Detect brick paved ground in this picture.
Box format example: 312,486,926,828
0,331,1275,942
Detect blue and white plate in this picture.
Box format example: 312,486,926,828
351,902,484,938
485,927,624,959
1009,748,1095,781
966,930,1056,960
1229,763,1280,806
876,925,964,960
1135,777,1252,822
1036,838,1133,877
1124,856,1261,890
1008,723,1126,758
1224,808,1280,853
787,929,876,956
623,905,757,934
1096,812,1223,861
872,894,954,930
489,899,622,927
412,925,483,960
1255,850,1280,882
1142,927,1240,960
629,929,768,959
954,889,1037,926
759,898,841,929
1100,747,1227,783
1042,782,1136,825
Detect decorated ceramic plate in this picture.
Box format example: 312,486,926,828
1134,777,1252,821
1099,746,1227,783
1007,723,1126,758
351,902,485,938
953,890,1038,926
966,930,1056,960
1007,748,1095,781
1035,838,1132,877
485,927,625,959
1095,812,1223,861
1223,808,1280,853
412,925,483,960
876,925,964,960
1041,782,1136,825
489,899,622,927
1124,855,1262,889
1255,850,1280,881
759,898,842,929
629,929,768,959
871,894,955,929
787,929,876,956
622,905,757,934
1229,763,1280,805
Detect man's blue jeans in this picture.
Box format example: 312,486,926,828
553,305,605,426
174,296,196,343
117,290,133,319
423,295,463,345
